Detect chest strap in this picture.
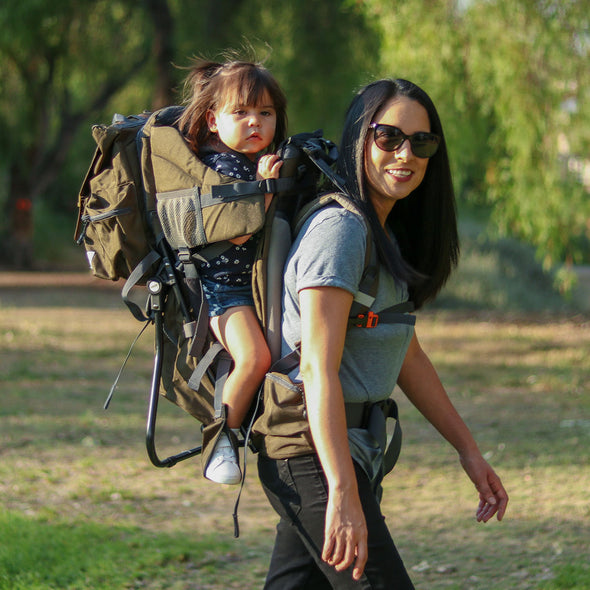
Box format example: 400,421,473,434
348,301,415,329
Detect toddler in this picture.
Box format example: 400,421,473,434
178,58,287,484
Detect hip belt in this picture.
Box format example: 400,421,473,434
344,399,402,475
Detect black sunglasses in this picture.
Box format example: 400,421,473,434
369,123,440,159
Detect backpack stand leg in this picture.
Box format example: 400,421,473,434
145,281,202,468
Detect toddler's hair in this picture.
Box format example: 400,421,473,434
178,58,287,153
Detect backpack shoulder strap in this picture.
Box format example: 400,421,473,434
293,192,415,328
293,191,365,236
293,192,378,312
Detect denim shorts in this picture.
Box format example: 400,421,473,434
200,277,254,317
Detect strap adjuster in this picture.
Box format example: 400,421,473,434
352,310,379,328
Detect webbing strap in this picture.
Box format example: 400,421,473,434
121,249,162,322
349,222,379,320
382,398,402,475
348,301,416,329
302,144,347,194
343,399,402,474
187,341,224,391
186,279,209,359
353,290,376,309
270,348,301,374
192,241,233,263
177,247,210,360
213,352,233,419
210,177,295,200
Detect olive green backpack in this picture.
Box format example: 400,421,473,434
75,107,338,470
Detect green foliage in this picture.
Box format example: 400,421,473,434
358,0,590,270
539,563,590,589
0,0,151,164
464,0,590,267
1,0,588,272
33,199,83,269
195,0,380,139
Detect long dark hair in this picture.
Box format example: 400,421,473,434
336,78,459,309
177,57,288,154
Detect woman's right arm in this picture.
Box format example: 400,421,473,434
298,286,368,581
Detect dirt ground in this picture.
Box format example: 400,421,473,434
0,270,121,288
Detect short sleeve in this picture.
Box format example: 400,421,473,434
292,205,367,296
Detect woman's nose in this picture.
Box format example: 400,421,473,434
395,138,413,158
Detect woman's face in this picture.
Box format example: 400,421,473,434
364,96,431,225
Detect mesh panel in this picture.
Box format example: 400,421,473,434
157,189,206,249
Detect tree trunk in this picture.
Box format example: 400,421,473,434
144,0,176,109
4,166,35,269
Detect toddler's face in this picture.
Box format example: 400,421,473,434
207,91,277,160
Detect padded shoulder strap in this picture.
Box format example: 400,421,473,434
293,192,367,236
293,193,415,326
294,193,377,312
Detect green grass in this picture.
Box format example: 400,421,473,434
0,511,261,590
540,564,590,590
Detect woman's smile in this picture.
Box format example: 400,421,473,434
387,167,413,181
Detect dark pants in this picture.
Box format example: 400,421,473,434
258,454,415,590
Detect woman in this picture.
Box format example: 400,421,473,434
257,78,509,589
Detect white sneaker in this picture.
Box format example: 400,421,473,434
204,432,242,485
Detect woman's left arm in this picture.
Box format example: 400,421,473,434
397,332,509,522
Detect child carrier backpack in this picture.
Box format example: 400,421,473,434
75,106,416,535
75,106,342,468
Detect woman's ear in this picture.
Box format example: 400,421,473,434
206,110,217,133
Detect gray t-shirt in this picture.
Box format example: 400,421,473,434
282,203,415,403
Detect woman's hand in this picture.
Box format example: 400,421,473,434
459,452,509,523
323,485,368,581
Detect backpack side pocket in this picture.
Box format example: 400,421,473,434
251,372,315,459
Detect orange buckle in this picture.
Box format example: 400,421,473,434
355,310,379,328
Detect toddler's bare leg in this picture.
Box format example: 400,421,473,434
210,306,271,429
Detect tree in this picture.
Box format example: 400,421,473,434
357,0,590,271
464,0,590,268
0,0,375,268
0,0,172,268
230,0,379,139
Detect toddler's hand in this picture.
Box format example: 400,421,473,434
257,154,283,180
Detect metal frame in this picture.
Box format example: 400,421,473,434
144,278,203,468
